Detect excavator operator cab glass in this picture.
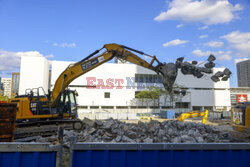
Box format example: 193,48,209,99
69,91,78,116
59,90,77,116
63,94,70,114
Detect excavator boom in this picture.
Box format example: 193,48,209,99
50,43,168,107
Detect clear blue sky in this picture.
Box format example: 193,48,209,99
0,0,250,87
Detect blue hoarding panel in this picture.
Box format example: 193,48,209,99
0,152,56,167
167,110,175,119
73,150,250,167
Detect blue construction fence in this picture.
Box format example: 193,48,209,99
0,143,61,167
1,142,250,167
71,143,250,167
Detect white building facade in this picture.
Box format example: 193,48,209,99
50,60,231,111
17,56,231,111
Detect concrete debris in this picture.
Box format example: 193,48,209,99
215,71,224,78
204,62,215,68
207,54,216,62
191,61,198,65
122,135,135,142
211,75,220,82
222,76,230,81
115,135,122,142
33,119,235,143
160,63,178,92
15,136,42,142
158,54,231,93
223,68,231,76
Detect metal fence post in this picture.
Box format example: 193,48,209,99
68,136,77,167
56,127,64,167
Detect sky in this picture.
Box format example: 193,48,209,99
0,0,250,87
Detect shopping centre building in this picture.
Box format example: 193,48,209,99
18,56,234,111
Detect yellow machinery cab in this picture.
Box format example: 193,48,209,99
231,102,250,133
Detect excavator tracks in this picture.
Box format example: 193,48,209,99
14,119,83,141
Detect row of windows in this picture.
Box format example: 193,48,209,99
135,74,163,83
78,104,190,109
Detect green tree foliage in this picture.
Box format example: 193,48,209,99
136,86,161,106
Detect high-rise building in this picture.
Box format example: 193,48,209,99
1,78,12,98
237,59,250,87
11,73,20,97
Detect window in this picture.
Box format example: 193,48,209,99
104,92,110,98
148,74,154,83
138,106,147,109
139,74,144,83
192,106,202,111
78,106,88,109
90,106,99,109
69,92,76,107
117,106,129,109
101,106,114,109
175,102,189,108
135,74,139,82
162,106,171,109
135,74,163,83
149,106,159,109
204,106,213,111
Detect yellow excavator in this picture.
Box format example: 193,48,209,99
6,43,230,128
177,110,208,124
8,43,174,124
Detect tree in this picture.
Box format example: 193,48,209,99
135,86,161,107
159,83,185,107
160,89,175,107
135,89,151,107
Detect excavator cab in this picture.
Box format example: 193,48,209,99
231,102,250,132
58,89,78,118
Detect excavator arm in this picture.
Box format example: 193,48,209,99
50,43,166,107
177,110,208,124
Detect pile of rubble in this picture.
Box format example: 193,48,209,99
36,118,233,144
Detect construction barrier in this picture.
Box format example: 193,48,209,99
0,103,17,142
0,143,61,167
0,141,250,167
70,143,250,167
